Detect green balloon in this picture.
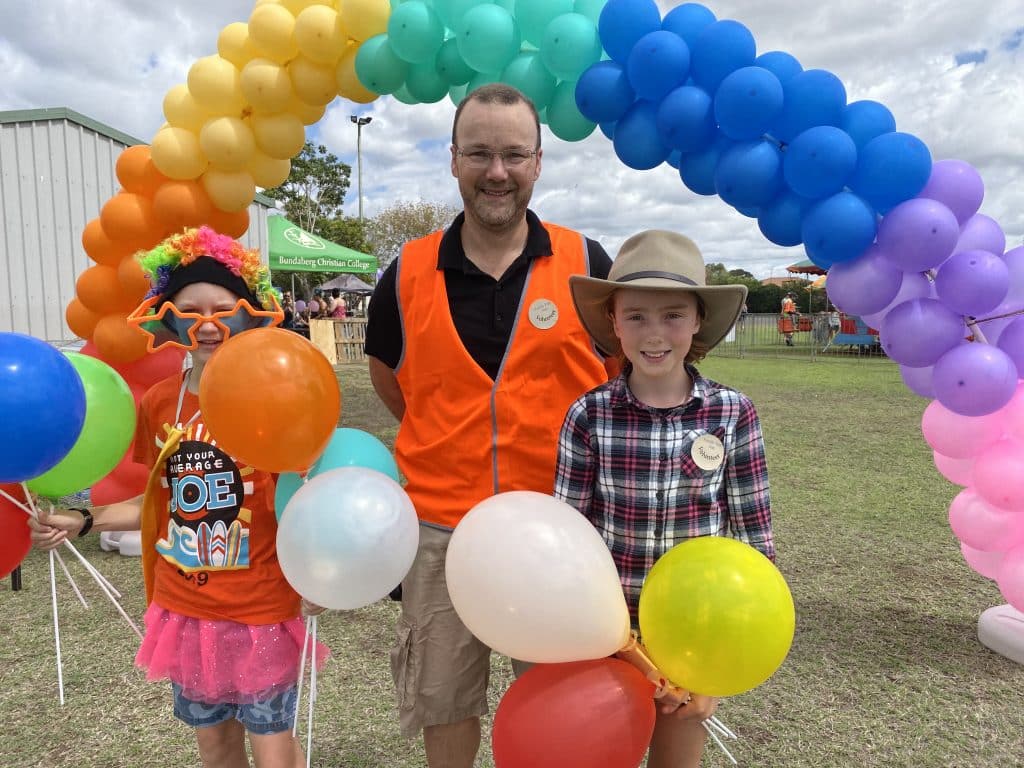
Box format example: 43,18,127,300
449,82,469,107
447,0,489,29
393,84,420,104
573,0,607,25
456,5,521,75
467,69,502,94
501,51,556,111
436,37,474,85
546,80,596,141
27,353,136,498
540,12,601,82
407,60,450,102
355,34,410,95
388,1,445,64
516,0,573,47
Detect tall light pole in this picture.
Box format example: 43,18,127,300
350,115,372,220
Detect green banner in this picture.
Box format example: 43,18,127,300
267,216,377,274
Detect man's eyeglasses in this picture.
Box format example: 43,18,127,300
454,146,538,169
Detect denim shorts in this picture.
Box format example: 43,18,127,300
172,683,297,735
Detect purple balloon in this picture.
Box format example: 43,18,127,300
861,271,934,330
955,213,1006,256
295,300,307,312
918,159,985,225
932,343,1019,416
935,249,1009,317
826,244,904,315
880,298,966,368
876,197,960,272
899,363,935,398
997,317,1024,375
1002,246,1024,296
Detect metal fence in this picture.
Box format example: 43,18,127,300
709,313,887,361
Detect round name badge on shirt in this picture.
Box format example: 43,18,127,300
691,433,725,471
529,299,559,330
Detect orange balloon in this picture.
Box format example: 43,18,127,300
115,145,168,197
66,299,102,339
199,328,341,473
206,206,250,238
99,192,163,248
116,258,153,306
81,218,128,267
152,179,214,232
92,313,149,363
76,265,136,314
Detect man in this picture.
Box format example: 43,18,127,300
364,84,615,768
781,291,798,346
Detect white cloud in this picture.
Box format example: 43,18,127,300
1,0,1020,276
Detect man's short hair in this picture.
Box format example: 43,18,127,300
452,84,541,149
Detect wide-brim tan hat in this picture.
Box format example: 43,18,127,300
570,230,747,356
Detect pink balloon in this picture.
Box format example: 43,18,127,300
972,438,1024,510
961,542,1004,580
948,487,1024,552
933,451,973,486
996,545,1024,612
920,399,1003,459
1002,382,1024,442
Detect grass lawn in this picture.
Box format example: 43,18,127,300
2,356,1023,767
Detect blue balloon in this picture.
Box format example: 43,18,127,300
599,120,616,139
713,66,784,141
841,100,897,150
758,191,813,247
613,100,670,170
598,0,662,65
689,20,756,92
754,51,803,84
661,2,716,47
575,61,635,124
714,140,783,209
656,85,716,152
801,191,878,269
770,69,846,143
783,125,858,199
626,30,690,102
665,150,682,169
274,472,304,520
679,134,734,196
734,204,760,219
848,131,932,213
0,334,86,483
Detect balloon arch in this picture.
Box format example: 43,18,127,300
50,0,1024,645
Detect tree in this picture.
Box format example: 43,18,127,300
365,200,460,268
264,142,352,236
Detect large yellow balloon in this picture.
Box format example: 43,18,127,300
248,4,299,63
286,95,326,126
163,84,212,133
187,56,246,115
202,168,256,212
340,0,390,42
151,126,208,180
336,43,378,104
218,22,259,69
638,536,795,698
249,111,307,159
248,149,291,188
288,55,338,106
241,58,294,113
199,116,256,171
294,5,346,65
282,0,331,15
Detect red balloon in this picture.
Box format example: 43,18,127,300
0,484,32,578
81,341,185,391
493,659,656,768
90,447,149,506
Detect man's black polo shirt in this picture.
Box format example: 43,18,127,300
364,210,611,380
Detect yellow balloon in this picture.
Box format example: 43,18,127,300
339,0,390,42
336,43,378,104
286,95,326,126
249,111,306,159
248,149,292,188
199,116,257,172
294,5,346,65
218,22,259,69
288,55,338,106
202,167,257,212
163,84,211,133
282,0,330,14
241,58,294,113
151,126,208,180
248,4,299,63
638,536,795,698
187,56,246,116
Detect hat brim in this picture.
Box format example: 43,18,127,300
569,275,747,357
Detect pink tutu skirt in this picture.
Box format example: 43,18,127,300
136,603,330,704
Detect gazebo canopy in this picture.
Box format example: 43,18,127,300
786,258,827,276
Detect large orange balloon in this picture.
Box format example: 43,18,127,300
117,257,154,305
199,328,340,473
82,218,130,266
99,192,163,248
116,145,168,197
207,206,250,238
66,298,102,339
92,313,150,363
152,179,214,232
76,265,135,313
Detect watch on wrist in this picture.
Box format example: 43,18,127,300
70,507,94,536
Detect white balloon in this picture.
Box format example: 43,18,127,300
276,467,419,610
446,490,630,663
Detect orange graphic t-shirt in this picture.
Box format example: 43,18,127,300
133,373,300,625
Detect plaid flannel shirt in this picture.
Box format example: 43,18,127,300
554,365,774,619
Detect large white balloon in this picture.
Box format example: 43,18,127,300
446,491,630,662
276,467,419,610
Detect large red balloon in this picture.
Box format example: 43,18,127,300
0,484,32,578
492,659,657,768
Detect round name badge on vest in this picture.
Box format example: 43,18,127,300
691,433,725,471
529,299,559,330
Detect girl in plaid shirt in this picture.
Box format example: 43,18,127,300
556,230,774,768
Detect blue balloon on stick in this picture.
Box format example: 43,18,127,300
754,51,803,84
626,30,690,102
679,135,734,196
688,19,756,92
598,0,662,65
0,333,86,483
758,191,813,247
848,131,932,213
575,61,635,124
713,66,784,141
661,2,716,47
801,191,878,269
770,69,846,143
613,100,670,170
656,85,716,152
783,125,858,199
841,100,897,150
714,140,783,209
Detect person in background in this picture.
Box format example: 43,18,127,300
780,291,798,346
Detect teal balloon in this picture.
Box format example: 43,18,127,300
407,60,450,102
546,80,596,141
388,1,445,64
447,0,490,28
393,84,420,104
516,0,574,46
501,51,557,111
573,0,606,24
355,34,410,95
467,69,502,94
456,5,521,75
274,472,304,521
541,12,602,82
436,37,474,85
449,82,469,106
26,352,136,498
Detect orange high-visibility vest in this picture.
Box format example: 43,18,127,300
394,222,609,529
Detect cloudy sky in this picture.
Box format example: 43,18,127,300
1,0,1022,277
